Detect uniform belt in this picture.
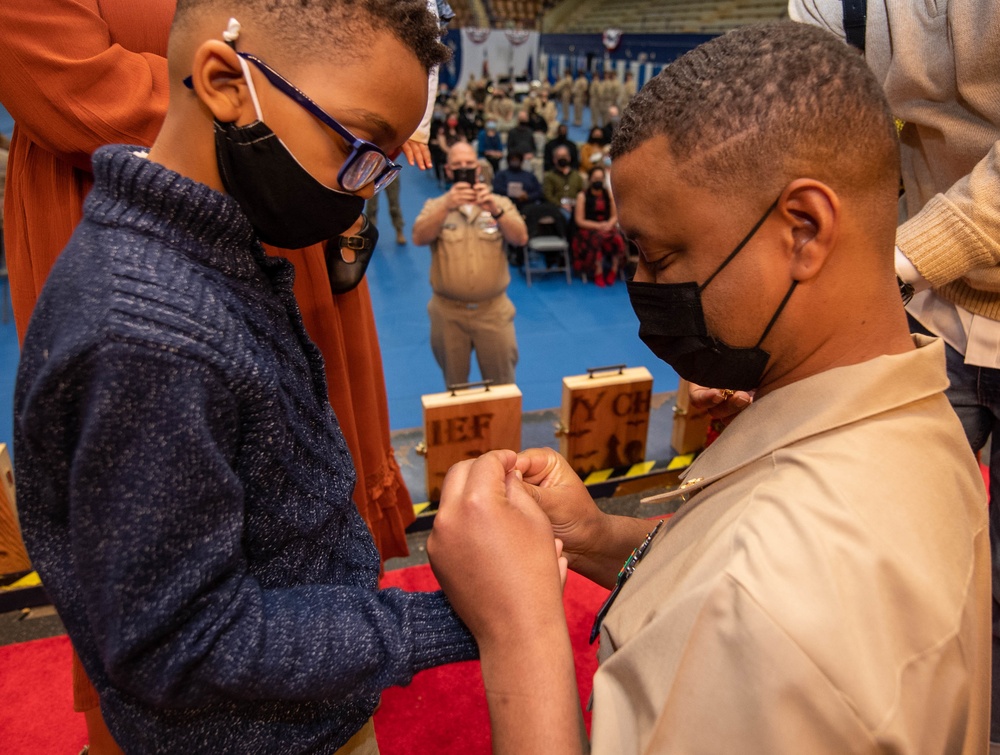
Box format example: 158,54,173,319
434,292,503,310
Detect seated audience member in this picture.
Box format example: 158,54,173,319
572,166,625,285
458,102,482,142
429,104,449,185
13,3,478,753
543,122,579,171
535,90,559,136
527,104,548,136
428,22,991,754
543,144,585,209
435,113,465,154
506,110,536,163
579,126,606,174
492,88,518,135
478,119,504,173
604,105,621,142
493,151,542,209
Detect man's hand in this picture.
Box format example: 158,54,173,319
428,450,567,648
446,181,478,210
513,448,605,570
514,448,653,589
400,138,433,170
688,384,754,424
475,183,501,215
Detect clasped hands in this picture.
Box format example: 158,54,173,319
427,448,598,647
446,180,501,216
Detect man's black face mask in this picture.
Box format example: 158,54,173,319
626,197,797,392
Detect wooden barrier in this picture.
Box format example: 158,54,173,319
670,379,711,455
0,443,31,575
558,365,653,478
420,382,522,502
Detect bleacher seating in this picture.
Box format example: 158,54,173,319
544,0,788,35
446,0,786,34
448,0,488,29
487,0,547,29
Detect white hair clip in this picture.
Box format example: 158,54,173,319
223,17,241,44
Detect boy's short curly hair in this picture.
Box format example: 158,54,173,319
174,0,450,72
610,22,899,200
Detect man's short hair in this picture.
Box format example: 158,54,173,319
610,22,899,199
173,0,450,73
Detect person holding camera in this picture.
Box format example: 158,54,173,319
412,141,527,388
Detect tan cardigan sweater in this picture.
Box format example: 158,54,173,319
790,0,1000,318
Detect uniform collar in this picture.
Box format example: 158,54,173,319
644,335,947,504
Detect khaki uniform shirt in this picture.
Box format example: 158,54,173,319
619,79,637,107
592,336,991,754
418,195,518,303
554,77,573,103
603,80,622,109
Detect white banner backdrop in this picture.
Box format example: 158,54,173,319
457,28,541,86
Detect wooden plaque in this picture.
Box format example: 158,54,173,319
670,379,711,455
560,366,653,478
0,443,31,575
421,384,522,502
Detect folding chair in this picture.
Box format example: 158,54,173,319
520,201,572,286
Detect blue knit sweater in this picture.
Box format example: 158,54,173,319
14,145,477,753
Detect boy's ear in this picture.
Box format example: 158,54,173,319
777,178,840,283
187,40,256,125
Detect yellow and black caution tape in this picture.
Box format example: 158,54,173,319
408,452,698,532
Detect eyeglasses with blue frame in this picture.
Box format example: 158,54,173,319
184,51,401,194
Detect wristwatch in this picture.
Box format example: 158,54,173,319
491,208,505,220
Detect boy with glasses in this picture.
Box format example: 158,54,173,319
13,2,476,753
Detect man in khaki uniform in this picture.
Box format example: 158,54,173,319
428,23,991,754
412,142,527,387
553,69,574,123
589,73,606,128
602,70,622,127
618,70,637,108
572,73,589,127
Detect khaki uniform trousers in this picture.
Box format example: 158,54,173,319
429,293,518,387
364,177,403,235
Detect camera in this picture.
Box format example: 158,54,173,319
452,167,478,186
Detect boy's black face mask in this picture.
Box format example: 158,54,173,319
626,197,796,392
215,119,365,250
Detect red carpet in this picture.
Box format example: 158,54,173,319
0,565,609,754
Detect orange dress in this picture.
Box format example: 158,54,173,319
0,0,414,558
0,0,414,747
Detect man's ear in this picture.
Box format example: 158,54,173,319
777,178,840,282
187,40,256,125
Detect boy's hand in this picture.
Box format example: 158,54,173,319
428,451,567,647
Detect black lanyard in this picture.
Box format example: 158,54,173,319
590,520,666,644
